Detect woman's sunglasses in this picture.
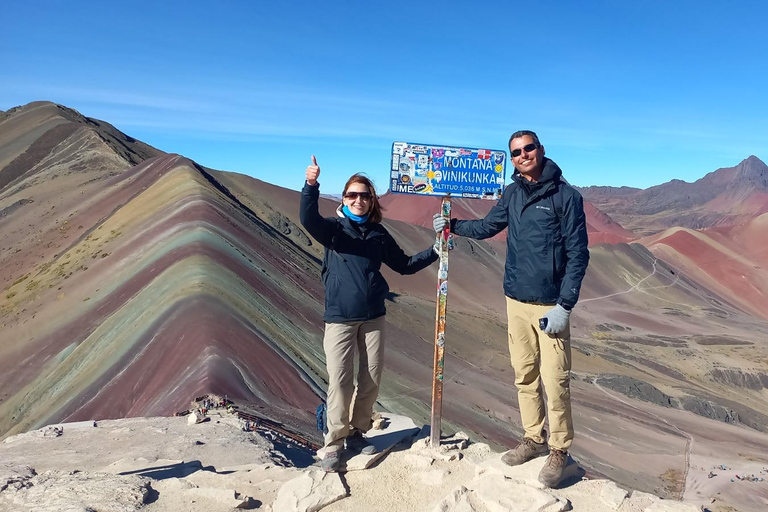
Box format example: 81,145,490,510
344,192,372,201
510,143,539,158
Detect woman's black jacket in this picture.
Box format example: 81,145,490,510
300,182,438,323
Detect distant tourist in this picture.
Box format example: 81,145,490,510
434,130,589,488
301,156,441,473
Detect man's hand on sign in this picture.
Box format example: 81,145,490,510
433,213,448,233
306,155,320,186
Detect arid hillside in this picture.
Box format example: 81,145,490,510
579,155,768,235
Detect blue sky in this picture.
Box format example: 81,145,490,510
2,0,767,195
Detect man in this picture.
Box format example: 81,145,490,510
434,130,589,488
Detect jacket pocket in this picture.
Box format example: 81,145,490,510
369,272,389,307
325,274,342,317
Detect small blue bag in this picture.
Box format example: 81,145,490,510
316,402,328,434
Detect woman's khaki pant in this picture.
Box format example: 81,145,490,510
323,316,385,451
506,297,573,451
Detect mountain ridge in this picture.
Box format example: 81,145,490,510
578,156,768,235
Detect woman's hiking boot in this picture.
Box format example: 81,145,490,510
321,449,340,473
345,430,377,455
501,437,548,466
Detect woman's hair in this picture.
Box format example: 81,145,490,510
342,173,383,224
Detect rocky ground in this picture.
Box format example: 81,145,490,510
0,411,712,512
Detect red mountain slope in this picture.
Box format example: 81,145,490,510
379,191,635,246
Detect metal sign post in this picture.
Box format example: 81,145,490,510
388,141,506,449
430,194,452,448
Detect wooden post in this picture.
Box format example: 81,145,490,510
430,194,451,448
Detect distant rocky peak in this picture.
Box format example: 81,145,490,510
729,155,768,190
735,155,767,177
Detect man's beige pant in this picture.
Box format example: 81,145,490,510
506,297,573,451
323,316,385,451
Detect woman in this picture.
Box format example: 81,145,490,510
300,155,439,472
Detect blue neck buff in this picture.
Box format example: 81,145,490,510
342,205,369,224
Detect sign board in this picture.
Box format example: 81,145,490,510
390,142,506,199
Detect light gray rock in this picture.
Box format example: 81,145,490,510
104,458,202,479
412,437,431,450
0,464,36,492
155,477,197,491
472,473,570,512
632,490,661,501
33,426,64,438
236,497,258,509
271,469,347,512
600,480,629,509
102,457,152,474
188,410,205,425
475,455,548,489
462,443,493,463
0,469,150,512
644,501,702,512
441,441,468,452
435,451,463,462
316,414,419,471
442,432,471,450
431,486,476,512
184,487,256,509
629,489,662,509
371,411,386,430
419,468,450,486
404,453,435,468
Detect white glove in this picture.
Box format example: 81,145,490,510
541,304,570,334
433,213,448,233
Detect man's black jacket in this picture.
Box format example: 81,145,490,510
300,182,438,323
451,158,589,309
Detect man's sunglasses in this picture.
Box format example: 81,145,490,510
510,143,539,158
344,192,372,200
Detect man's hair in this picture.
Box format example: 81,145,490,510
342,173,383,224
508,130,541,148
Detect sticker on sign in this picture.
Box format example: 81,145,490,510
389,142,507,199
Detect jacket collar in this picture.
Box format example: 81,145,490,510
336,206,383,238
512,158,562,205
511,157,562,186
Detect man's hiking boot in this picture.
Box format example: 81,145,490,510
321,450,340,473
345,430,377,455
538,449,574,488
501,437,548,466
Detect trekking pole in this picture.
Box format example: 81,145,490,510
430,194,452,448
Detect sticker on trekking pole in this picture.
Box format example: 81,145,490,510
389,142,507,198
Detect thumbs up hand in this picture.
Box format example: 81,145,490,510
306,155,320,186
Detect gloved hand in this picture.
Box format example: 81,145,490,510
433,213,448,233
541,304,570,334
